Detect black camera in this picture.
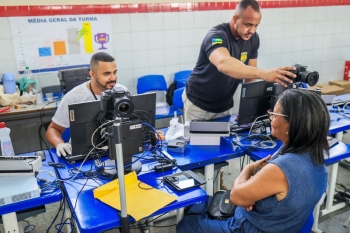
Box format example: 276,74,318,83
289,63,319,86
100,86,134,118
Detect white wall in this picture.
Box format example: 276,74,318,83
0,6,349,112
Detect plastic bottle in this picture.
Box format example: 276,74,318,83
0,122,15,156
19,66,38,94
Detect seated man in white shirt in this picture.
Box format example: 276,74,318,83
46,52,127,157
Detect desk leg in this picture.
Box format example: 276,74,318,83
3,212,20,233
152,210,181,222
148,217,154,233
311,131,344,232
63,199,81,233
312,204,322,233
146,209,183,233
344,215,350,227
321,162,346,216
205,164,214,196
312,192,326,233
320,131,346,215
176,208,184,223
215,168,221,193
335,131,343,141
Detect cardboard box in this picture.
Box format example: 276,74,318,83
344,60,350,80
309,84,344,96
329,80,350,94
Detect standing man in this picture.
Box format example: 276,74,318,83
183,0,296,121
46,52,127,157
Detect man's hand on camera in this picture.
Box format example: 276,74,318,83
56,143,72,157
261,66,296,87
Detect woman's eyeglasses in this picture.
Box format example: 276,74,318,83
267,109,288,120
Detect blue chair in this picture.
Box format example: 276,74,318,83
62,128,70,143
299,210,314,233
137,74,181,123
174,70,192,89
137,74,168,94
173,87,185,122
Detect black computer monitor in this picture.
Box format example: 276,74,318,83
237,81,281,126
67,92,156,162
129,92,156,127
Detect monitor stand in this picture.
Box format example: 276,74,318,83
102,157,142,177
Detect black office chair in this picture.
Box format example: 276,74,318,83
58,67,91,94
42,85,62,95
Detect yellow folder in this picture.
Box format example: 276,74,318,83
93,171,177,221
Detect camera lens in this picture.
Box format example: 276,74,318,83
118,102,130,113
299,71,319,86
113,97,134,117
305,71,319,86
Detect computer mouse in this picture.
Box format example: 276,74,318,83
35,151,46,161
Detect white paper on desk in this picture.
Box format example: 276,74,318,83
93,171,177,221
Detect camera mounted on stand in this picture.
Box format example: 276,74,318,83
274,63,321,96
100,86,143,169
100,86,134,118
271,63,321,119
286,63,319,88
237,63,321,136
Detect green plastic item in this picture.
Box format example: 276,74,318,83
19,77,37,91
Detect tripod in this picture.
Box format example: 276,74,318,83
108,117,130,233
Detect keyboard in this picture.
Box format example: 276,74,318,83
333,95,350,106
230,119,271,134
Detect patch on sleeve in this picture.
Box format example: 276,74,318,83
211,38,223,45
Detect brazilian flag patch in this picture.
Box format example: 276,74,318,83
212,38,223,45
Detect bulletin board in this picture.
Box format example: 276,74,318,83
10,14,113,73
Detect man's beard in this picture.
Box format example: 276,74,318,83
96,78,116,90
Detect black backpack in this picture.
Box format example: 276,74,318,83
166,82,177,106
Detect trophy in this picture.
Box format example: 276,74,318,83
94,33,109,50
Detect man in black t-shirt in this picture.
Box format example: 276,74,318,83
183,0,296,121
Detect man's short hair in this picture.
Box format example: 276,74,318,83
90,52,115,70
237,0,261,13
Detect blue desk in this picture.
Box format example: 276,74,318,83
50,150,207,233
246,140,350,167
164,136,244,195
0,151,62,233
329,110,350,135
245,138,350,165
324,109,350,232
